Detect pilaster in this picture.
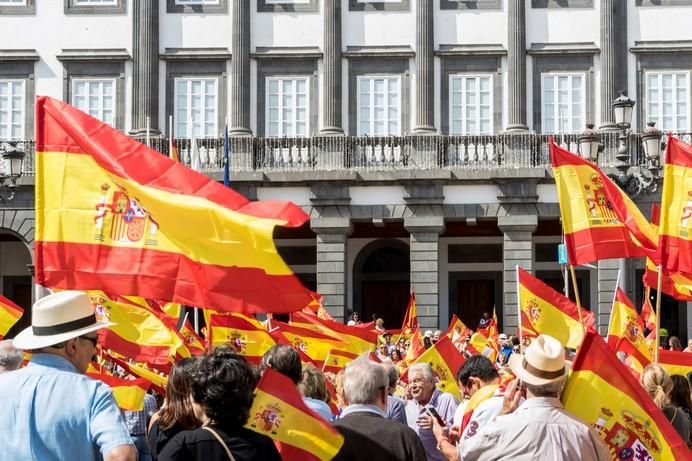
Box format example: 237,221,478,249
498,215,537,332
599,0,620,130
311,217,352,320
405,216,444,329
597,258,619,335
321,0,343,135
131,0,160,136
413,0,435,133
506,0,528,132
230,0,252,136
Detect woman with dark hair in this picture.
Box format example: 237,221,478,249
147,357,200,460
158,346,281,461
670,375,692,431
669,336,684,352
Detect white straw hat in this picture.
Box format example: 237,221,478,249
508,334,566,386
13,291,114,350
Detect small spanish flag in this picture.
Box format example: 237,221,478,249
290,312,377,354
247,368,344,461
0,295,23,339
269,320,348,368
104,352,167,395
322,348,359,374
87,372,150,411
408,336,465,400
208,314,277,365
659,349,692,379
562,330,689,460
607,288,652,369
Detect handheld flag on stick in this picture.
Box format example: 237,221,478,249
247,368,344,461
562,330,689,460
87,372,150,411
35,96,312,314
208,314,277,365
0,295,23,339
401,291,418,336
607,288,653,369
407,336,465,400
658,349,692,379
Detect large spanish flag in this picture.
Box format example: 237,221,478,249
550,142,657,265
208,314,277,364
0,295,23,339
408,336,465,400
607,288,653,368
268,320,347,367
562,330,689,460
517,267,594,349
87,372,150,411
35,96,311,314
290,312,377,354
658,135,692,275
247,368,344,461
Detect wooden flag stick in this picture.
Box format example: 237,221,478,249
569,265,586,334
515,265,524,354
654,265,664,363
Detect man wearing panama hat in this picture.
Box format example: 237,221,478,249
0,291,136,461
433,334,609,461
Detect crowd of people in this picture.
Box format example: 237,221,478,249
0,292,691,460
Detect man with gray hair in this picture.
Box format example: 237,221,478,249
432,334,609,460
332,358,426,461
0,340,22,373
382,362,407,424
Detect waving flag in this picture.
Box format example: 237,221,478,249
322,348,359,374
562,330,689,460
478,307,498,341
517,268,594,348
659,349,692,378
87,372,150,411
550,142,657,265
247,368,344,461
446,315,472,347
208,314,277,364
401,292,419,336
658,136,692,275
640,295,657,332
103,351,167,395
35,96,312,314
0,295,23,339
466,332,498,364
642,259,692,301
269,320,348,367
290,312,377,354
607,288,653,369
408,336,465,400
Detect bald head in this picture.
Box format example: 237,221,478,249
0,340,22,373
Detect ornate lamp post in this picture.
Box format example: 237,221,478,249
0,143,26,203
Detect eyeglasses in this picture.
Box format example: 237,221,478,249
79,335,99,347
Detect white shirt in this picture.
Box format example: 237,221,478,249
459,397,610,461
452,394,505,441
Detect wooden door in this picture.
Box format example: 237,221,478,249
361,280,410,329
456,279,495,331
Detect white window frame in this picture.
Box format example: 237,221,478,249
0,79,25,140
265,0,310,4
356,75,402,136
265,76,310,137
0,0,27,4
645,70,690,132
71,78,117,127
541,72,586,134
175,0,219,4
448,74,493,135
173,77,218,138
74,0,117,4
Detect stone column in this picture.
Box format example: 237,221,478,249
311,217,352,320
498,215,537,332
131,0,159,136
230,0,252,136
414,0,435,133
506,0,528,132
600,0,620,130
405,216,444,330
321,0,343,135
597,258,619,335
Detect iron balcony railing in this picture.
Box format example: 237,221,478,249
4,132,691,177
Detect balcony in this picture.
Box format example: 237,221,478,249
5,132,691,179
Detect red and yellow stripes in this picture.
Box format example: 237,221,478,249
88,372,150,411
642,258,692,301
659,349,692,379
269,320,348,367
408,336,465,400
607,288,652,368
562,331,688,460
290,312,377,354
550,142,656,265
0,295,23,339
246,368,344,461
518,268,594,349
322,348,359,374
208,314,278,364
35,96,311,314
658,136,692,276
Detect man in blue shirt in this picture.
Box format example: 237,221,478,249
0,291,135,461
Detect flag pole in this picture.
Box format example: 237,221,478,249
516,265,523,354
654,265,664,363
145,116,150,147
569,265,586,334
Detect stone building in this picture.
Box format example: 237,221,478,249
0,0,689,339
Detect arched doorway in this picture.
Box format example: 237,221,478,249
0,231,32,338
353,239,410,329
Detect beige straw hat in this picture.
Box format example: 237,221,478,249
508,334,567,386
13,291,114,350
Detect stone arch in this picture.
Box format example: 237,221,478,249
353,238,410,328
0,208,34,259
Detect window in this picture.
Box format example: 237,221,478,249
266,77,309,137
174,78,218,138
258,0,317,12
357,76,400,136
64,0,124,13
266,0,309,3
71,79,115,127
175,0,219,4
0,80,24,140
541,73,585,133
0,0,26,4
73,0,116,4
449,75,492,135
646,72,689,132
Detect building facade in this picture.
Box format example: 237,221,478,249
0,0,690,339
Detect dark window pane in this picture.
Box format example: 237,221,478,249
448,244,502,263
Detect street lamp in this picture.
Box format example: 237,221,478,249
0,143,26,203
